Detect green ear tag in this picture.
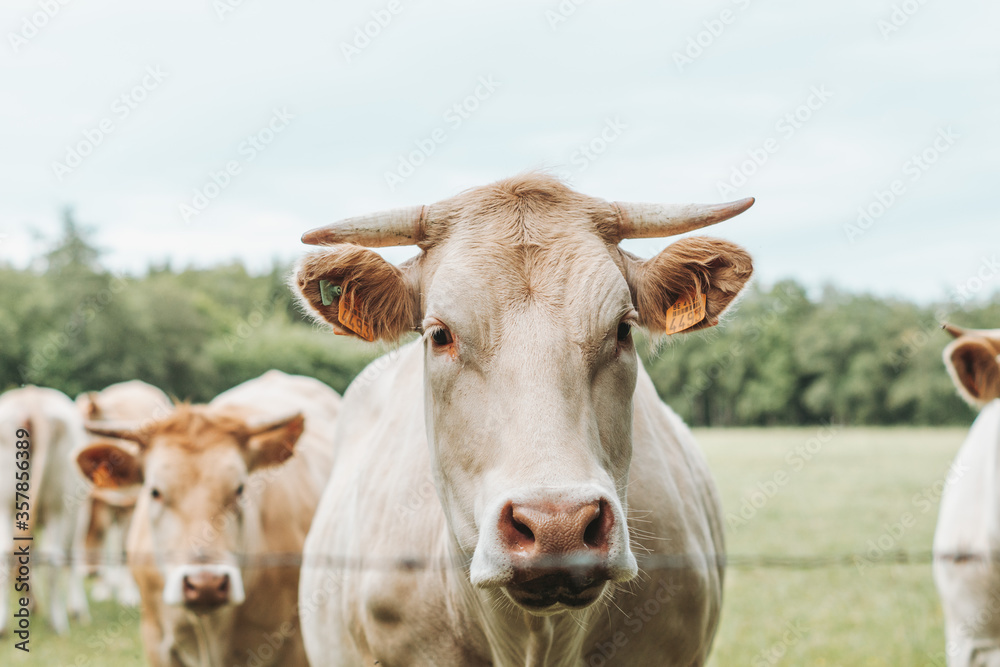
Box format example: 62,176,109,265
319,280,343,307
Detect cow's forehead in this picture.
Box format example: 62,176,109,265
422,186,626,311
422,239,631,355
145,442,245,491
421,173,620,247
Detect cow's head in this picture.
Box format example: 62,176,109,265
943,323,1000,407
294,174,753,612
75,383,173,506
75,405,305,613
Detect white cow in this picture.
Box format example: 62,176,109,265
0,385,90,636
75,380,173,606
292,174,754,666
935,323,1000,666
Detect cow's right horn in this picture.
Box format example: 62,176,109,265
301,205,426,247
85,420,148,447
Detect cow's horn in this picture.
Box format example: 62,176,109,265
941,322,966,339
301,205,426,247
613,197,755,240
85,420,148,445
245,412,303,435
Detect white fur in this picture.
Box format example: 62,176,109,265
934,400,1000,665
0,386,91,636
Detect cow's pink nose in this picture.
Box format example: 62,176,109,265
500,499,613,559
182,571,230,610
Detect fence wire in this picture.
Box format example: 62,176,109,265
1,549,986,571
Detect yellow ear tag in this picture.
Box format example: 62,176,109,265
338,285,376,342
664,287,707,334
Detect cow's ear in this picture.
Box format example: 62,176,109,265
945,337,1000,406
244,413,305,470
624,236,753,335
292,244,417,342
77,443,144,488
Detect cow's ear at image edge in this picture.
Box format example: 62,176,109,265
244,413,306,470
944,337,1000,406
76,443,144,488
292,244,417,342
623,236,753,335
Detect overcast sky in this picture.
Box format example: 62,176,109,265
2,0,997,303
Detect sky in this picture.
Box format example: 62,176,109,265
1,0,997,303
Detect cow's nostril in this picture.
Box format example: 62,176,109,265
501,503,537,550
512,516,534,542
217,575,229,594
583,500,612,550
583,514,601,547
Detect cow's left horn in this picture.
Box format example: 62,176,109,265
613,197,754,240
301,205,426,247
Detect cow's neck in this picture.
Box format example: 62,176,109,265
953,400,1000,548
981,401,1000,543
165,606,234,667
450,552,598,667
477,600,595,667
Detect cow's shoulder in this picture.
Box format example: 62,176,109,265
935,401,1000,553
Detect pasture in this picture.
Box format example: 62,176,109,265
2,426,965,665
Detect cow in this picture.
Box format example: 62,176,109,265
934,323,1000,666
291,173,754,666
75,380,173,606
74,370,339,667
0,385,90,636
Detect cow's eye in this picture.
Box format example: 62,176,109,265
150,488,161,500
235,483,245,497
616,321,632,342
430,327,453,348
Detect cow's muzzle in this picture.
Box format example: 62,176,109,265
163,563,246,611
471,494,638,611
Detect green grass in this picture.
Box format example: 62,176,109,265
699,427,966,667
0,427,968,665
1,596,144,665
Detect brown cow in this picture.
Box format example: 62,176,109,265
75,371,338,666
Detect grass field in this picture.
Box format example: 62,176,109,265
1,427,968,665
699,427,966,667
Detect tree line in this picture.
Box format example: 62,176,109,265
1,212,995,426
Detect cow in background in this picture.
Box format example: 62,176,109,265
292,174,754,666
76,370,338,667
0,386,90,635
75,380,172,605
934,323,1000,666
